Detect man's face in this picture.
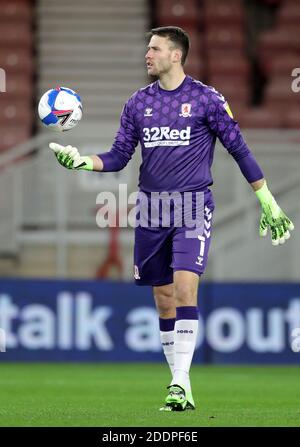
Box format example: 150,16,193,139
145,35,180,77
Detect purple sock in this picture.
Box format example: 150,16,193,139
176,306,199,321
159,317,176,332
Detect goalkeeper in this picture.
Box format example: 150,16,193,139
49,26,294,412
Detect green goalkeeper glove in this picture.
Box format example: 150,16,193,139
49,142,93,170
255,182,294,246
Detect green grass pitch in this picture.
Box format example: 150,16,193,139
0,363,300,427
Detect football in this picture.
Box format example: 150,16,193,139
38,86,82,132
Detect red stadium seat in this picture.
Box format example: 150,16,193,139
4,74,33,100
0,49,34,74
0,22,32,48
204,27,246,51
258,0,282,4
0,100,33,127
203,0,243,6
237,106,284,129
259,52,300,78
256,28,300,79
258,28,300,53
0,0,32,22
0,126,31,153
0,0,34,152
206,53,250,79
185,32,204,78
283,107,300,129
277,3,300,27
203,0,245,27
156,0,200,27
186,29,203,54
205,48,247,60
264,76,300,108
227,101,248,120
208,76,251,104
185,59,204,80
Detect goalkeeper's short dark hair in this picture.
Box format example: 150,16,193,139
146,26,190,66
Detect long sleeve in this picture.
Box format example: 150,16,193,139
206,90,264,183
98,96,139,172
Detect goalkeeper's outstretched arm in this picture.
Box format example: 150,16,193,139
206,90,295,247
230,155,294,247
49,94,139,173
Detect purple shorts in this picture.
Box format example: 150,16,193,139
133,190,214,286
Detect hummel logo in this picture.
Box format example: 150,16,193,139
196,256,203,266
134,265,140,280
144,108,153,117
204,220,211,230
205,206,212,220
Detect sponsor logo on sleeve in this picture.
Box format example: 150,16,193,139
223,101,233,118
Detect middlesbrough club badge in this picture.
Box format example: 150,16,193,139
179,103,192,117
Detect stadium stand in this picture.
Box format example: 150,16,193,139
153,0,300,128
0,0,299,280
256,0,300,127
154,0,252,119
0,0,34,153
36,0,148,124
155,0,204,82
156,0,200,27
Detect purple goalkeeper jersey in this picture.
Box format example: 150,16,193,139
99,75,263,192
